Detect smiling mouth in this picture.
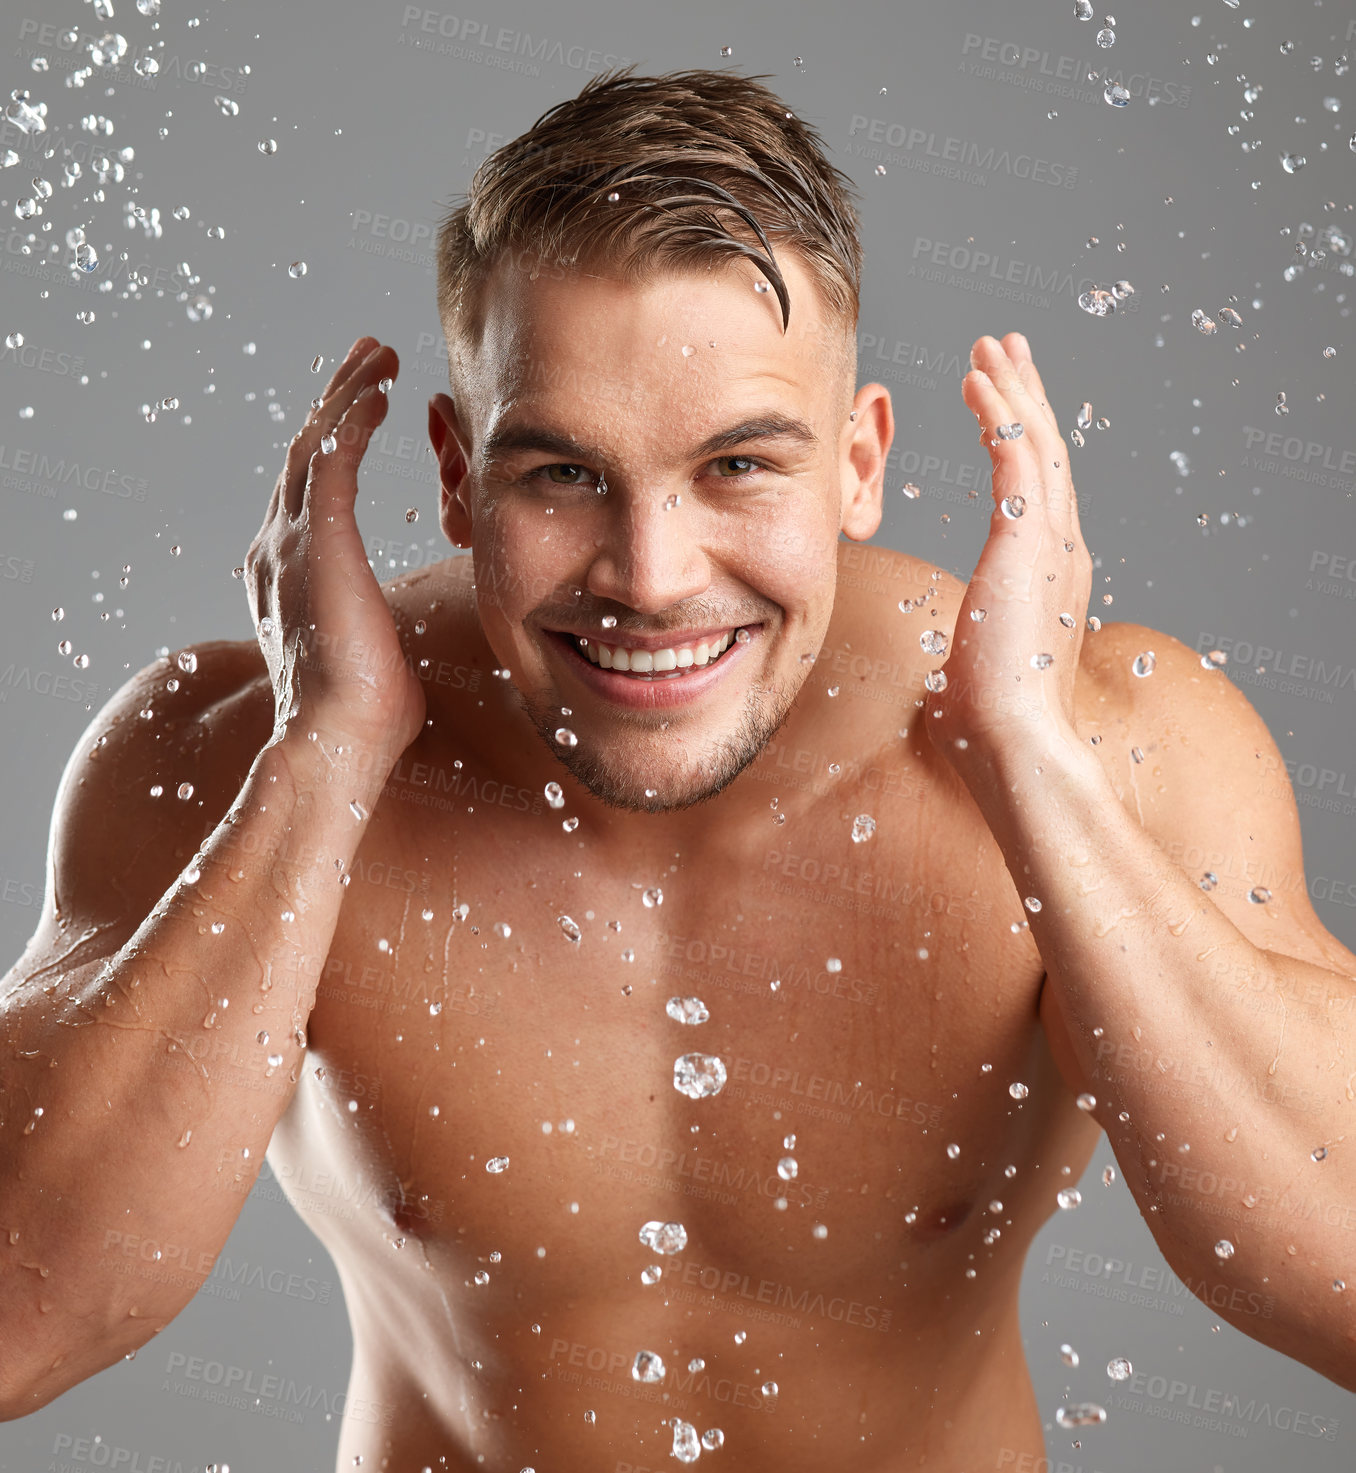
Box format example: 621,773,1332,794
557,628,746,680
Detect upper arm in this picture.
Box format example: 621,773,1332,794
0,640,272,1005
1080,621,1356,977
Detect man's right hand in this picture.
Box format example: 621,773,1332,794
244,337,427,768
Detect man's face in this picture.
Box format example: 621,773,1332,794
429,249,888,811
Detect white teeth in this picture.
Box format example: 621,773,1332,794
580,628,742,672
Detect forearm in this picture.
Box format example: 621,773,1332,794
970,729,1356,1376
0,733,391,1415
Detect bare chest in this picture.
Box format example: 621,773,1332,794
265,751,1090,1333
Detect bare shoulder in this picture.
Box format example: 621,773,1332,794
15,637,272,963
820,541,961,750
1072,621,1355,971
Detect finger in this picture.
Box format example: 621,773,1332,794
970,337,1075,537
285,345,397,517
317,336,378,411
1004,350,1079,537
303,381,391,521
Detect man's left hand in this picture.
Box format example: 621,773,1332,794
924,331,1092,774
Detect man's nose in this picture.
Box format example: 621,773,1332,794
585,492,711,615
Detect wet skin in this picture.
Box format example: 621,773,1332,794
43,252,1339,1469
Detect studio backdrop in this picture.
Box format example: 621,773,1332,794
1,0,1353,1469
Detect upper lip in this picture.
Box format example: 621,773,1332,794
548,624,754,651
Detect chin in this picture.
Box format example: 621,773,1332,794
523,689,793,814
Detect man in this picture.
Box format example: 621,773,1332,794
2,64,1353,1471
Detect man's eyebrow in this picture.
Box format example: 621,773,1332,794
478,412,818,469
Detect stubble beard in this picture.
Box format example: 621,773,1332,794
519,674,798,814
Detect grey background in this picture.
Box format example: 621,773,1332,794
1,0,1354,1468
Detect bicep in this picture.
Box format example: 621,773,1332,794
1,645,266,1009
1091,623,1356,978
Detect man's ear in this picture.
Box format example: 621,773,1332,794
428,392,472,548
840,382,892,542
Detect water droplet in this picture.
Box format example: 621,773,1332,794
638,1220,687,1254
1102,1164,1116,1186
1131,651,1156,677
995,422,1024,440
186,295,213,323
777,1156,799,1180
1312,1145,1329,1162
1024,896,1043,913
177,782,194,800
642,886,663,908
1281,151,1305,174
493,922,511,940
674,1053,727,1099
1104,82,1130,106
1001,495,1026,519
1106,1356,1132,1381
666,996,710,1025
1074,0,1092,15
554,727,578,748
946,1143,961,1160
1057,1188,1082,1210
1078,287,1117,316
670,1419,701,1464
1056,1403,1106,1428
920,629,949,656
1059,1343,1080,1367
641,1264,662,1284
1030,652,1054,671
1214,1238,1234,1259
473,1269,489,1286
485,1156,510,1174
258,138,277,156
214,95,240,118
1076,1092,1097,1111
320,432,337,455
288,260,308,279
1096,26,1115,46
557,915,582,944
544,782,564,809
1248,887,1271,904
825,957,842,973
632,1350,666,1383
1009,1082,1030,1100
851,813,877,844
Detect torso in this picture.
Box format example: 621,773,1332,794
206,546,1115,1471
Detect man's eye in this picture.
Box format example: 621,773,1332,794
713,456,761,479
536,463,590,485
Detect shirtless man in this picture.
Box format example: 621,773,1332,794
2,67,1354,1472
